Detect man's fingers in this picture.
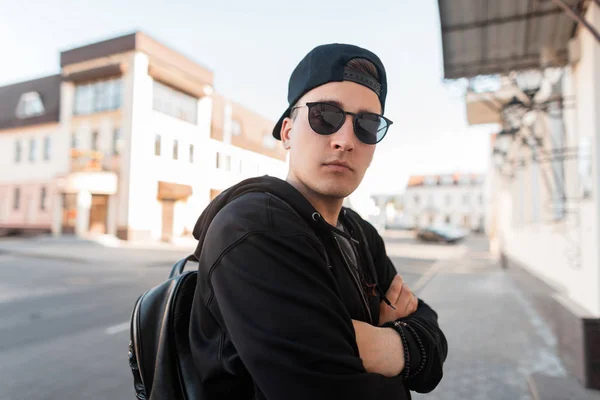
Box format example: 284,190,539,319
410,293,418,313
402,284,414,313
386,274,404,304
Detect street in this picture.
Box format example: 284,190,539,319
0,232,474,400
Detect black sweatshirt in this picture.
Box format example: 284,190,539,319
189,176,447,400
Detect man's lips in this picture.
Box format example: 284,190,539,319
323,161,353,171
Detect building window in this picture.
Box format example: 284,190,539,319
13,188,20,210
173,140,179,160
155,135,161,156
231,120,242,136
91,131,99,151
463,193,470,205
189,144,194,163
112,128,122,155
445,215,451,224
43,136,51,161
446,194,451,206
71,132,78,149
414,195,419,206
152,80,198,124
74,78,122,115
40,187,47,211
479,194,483,205
29,138,36,162
15,140,22,163
549,102,566,221
216,152,231,171
16,92,45,119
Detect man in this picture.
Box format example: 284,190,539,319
189,43,448,400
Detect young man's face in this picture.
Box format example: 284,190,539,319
281,81,380,200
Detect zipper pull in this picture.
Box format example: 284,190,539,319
379,288,396,310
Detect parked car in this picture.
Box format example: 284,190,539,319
416,225,467,244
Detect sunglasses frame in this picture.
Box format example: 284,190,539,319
291,102,393,145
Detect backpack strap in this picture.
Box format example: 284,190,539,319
169,254,198,279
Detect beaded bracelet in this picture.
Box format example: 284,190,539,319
382,320,428,380
399,321,427,379
381,320,411,379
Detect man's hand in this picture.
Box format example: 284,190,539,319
379,274,418,325
352,320,405,377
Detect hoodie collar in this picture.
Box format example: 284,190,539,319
192,176,357,255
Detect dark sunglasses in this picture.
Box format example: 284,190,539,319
291,102,392,145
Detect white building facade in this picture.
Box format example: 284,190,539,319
402,174,486,231
0,32,287,242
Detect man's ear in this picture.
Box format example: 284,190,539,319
280,117,293,150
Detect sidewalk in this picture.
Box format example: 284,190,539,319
0,234,196,268
412,245,600,400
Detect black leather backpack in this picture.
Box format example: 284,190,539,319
128,254,200,400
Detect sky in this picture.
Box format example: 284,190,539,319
0,0,497,197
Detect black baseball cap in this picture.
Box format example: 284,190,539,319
272,43,388,140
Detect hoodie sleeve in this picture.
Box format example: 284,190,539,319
364,220,448,393
209,231,408,400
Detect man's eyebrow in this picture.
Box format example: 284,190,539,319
314,99,380,115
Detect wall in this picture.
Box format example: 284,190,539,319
499,5,600,316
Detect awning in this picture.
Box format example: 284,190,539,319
157,181,193,201
437,0,589,79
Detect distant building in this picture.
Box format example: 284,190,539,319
0,31,287,242
402,173,486,231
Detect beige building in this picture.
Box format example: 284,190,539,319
0,32,287,242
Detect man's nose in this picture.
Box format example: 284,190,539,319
330,116,356,151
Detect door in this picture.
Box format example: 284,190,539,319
89,194,108,234
463,215,470,229
161,200,175,242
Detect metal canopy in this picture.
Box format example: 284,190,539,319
438,0,590,79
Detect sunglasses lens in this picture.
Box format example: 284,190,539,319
308,103,345,135
355,113,389,144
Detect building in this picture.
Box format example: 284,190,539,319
437,0,600,390
0,32,287,242
402,173,486,231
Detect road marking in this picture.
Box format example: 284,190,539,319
412,245,469,294
105,321,130,335
412,260,445,295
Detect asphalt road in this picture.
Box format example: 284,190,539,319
0,231,469,400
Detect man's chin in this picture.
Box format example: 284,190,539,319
315,183,357,200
